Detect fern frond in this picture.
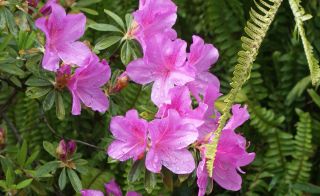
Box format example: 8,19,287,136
285,109,313,186
205,0,283,177
288,0,320,85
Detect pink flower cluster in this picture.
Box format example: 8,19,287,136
107,0,255,195
36,0,110,115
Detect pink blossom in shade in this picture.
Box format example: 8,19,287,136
186,36,220,101
105,179,122,196
126,34,195,106
67,53,111,115
197,84,221,141
132,0,177,50
196,105,255,194
80,190,104,196
146,109,198,174
196,146,211,196
156,86,207,128
107,110,148,161
35,3,90,71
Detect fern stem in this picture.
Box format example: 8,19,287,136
205,0,283,177
288,0,320,86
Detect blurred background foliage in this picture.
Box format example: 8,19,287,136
0,0,320,195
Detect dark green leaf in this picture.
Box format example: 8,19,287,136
35,161,60,177
88,23,122,32
162,168,173,191
120,41,131,65
25,150,40,166
3,8,17,36
77,7,98,15
0,64,24,76
55,92,65,120
128,159,144,182
67,169,82,193
0,34,13,51
16,179,33,189
94,36,122,51
43,141,56,158
307,89,320,108
144,169,156,194
25,76,52,87
5,167,14,186
76,0,101,7
59,168,67,190
26,87,51,99
43,90,55,111
292,183,320,193
104,9,125,30
9,76,22,88
17,140,28,167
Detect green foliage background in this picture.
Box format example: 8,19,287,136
0,0,320,195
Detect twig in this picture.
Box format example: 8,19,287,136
2,113,22,144
40,108,105,151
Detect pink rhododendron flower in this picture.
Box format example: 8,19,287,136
81,190,104,196
66,53,111,115
187,36,219,101
146,109,198,174
197,83,221,141
156,86,207,127
105,179,122,196
35,2,90,71
196,105,255,195
107,110,148,161
132,0,177,50
81,179,141,196
126,34,195,106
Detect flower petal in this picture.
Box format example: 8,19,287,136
58,41,91,67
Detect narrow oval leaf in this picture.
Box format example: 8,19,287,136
144,170,156,194
128,159,144,182
55,92,65,120
307,89,320,108
17,140,28,167
59,168,67,190
43,90,55,111
16,179,33,189
0,64,24,76
104,9,125,30
88,23,122,32
94,36,122,51
43,141,56,158
25,77,52,87
35,161,60,177
26,87,51,99
67,169,82,193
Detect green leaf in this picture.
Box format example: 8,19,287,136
286,76,311,105
25,150,40,166
292,183,320,193
67,169,82,193
0,64,24,76
104,9,125,30
0,34,13,52
162,168,173,191
76,0,101,7
94,36,122,51
55,92,65,120
128,159,144,182
17,140,28,167
35,161,60,177
58,168,67,190
77,7,98,15
0,180,7,189
307,89,320,108
88,23,122,32
3,8,17,36
10,76,22,88
125,13,133,31
5,167,14,186
25,76,52,87
43,90,55,111
144,169,156,194
43,141,56,158
26,87,51,99
120,41,131,65
16,179,33,189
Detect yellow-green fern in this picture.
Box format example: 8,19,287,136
288,0,320,86
205,0,283,177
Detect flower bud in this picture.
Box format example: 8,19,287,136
56,139,67,161
27,0,39,8
67,140,76,156
0,128,5,148
111,72,129,93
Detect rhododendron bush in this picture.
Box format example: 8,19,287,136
1,0,320,195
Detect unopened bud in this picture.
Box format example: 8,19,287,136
67,140,76,156
111,72,129,93
56,139,67,161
